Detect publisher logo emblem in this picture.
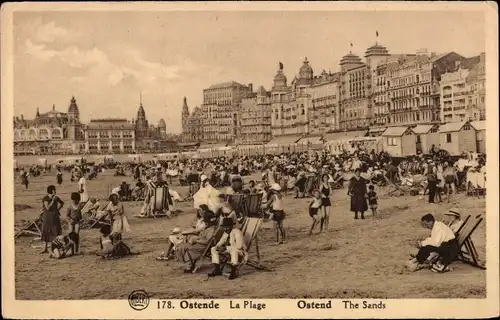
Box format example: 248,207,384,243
128,290,150,311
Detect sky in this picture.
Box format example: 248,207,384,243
13,10,485,133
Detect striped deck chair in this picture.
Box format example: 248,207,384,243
450,213,485,269
191,225,224,273
150,185,171,218
221,217,271,277
244,193,263,218
15,210,43,238
224,193,246,220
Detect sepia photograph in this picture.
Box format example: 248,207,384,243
2,1,498,319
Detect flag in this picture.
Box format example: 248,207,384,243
376,30,379,37
350,43,353,48
279,61,284,70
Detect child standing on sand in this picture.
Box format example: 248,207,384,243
308,190,324,235
367,185,379,219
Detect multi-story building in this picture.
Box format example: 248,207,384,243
440,53,485,122
337,51,370,130
308,71,340,134
387,50,465,126
13,96,85,155
200,81,253,142
271,59,314,136
181,97,203,143
239,86,273,145
84,119,135,153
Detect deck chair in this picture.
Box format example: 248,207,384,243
304,175,319,195
86,201,112,229
15,211,43,238
221,217,271,276
329,175,344,189
191,226,225,273
149,185,171,218
244,193,263,218
451,213,485,269
225,193,246,220
383,174,409,197
188,182,201,200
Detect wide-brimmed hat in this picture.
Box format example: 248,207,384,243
108,192,119,201
445,208,461,218
172,227,181,234
221,217,234,228
270,183,281,191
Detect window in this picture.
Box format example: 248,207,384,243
446,133,452,143
387,137,397,146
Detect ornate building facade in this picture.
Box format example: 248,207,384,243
440,53,485,122
84,119,136,153
238,86,273,145
132,100,167,151
387,51,465,127
270,59,314,136
13,97,85,155
200,81,253,142
308,71,340,135
181,97,203,142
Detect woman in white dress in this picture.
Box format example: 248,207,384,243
107,193,130,240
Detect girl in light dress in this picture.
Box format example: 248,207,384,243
308,190,325,235
107,193,130,241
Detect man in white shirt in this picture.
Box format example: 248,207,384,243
415,213,459,273
77,171,89,203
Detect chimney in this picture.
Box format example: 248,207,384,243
480,52,485,63
431,52,436,58
248,83,253,92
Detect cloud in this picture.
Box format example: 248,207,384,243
25,18,73,44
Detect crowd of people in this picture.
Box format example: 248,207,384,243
16,147,486,276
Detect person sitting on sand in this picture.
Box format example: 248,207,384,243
407,213,459,273
98,225,132,259
48,232,78,259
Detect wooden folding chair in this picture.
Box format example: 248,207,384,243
225,193,246,220
244,193,263,218
15,211,43,238
191,226,224,273
452,213,485,269
304,175,319,196
383,174,409,197
150,185,171,218
222,217,271,276
187,182,201,200
87,201,112,229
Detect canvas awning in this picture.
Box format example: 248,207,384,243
198,143,226,149
297,136,323,145
382,126,410,137
323,130,367,142
265,135,301,147
439,121,469,133
471,120,486,131
412,124,434,134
